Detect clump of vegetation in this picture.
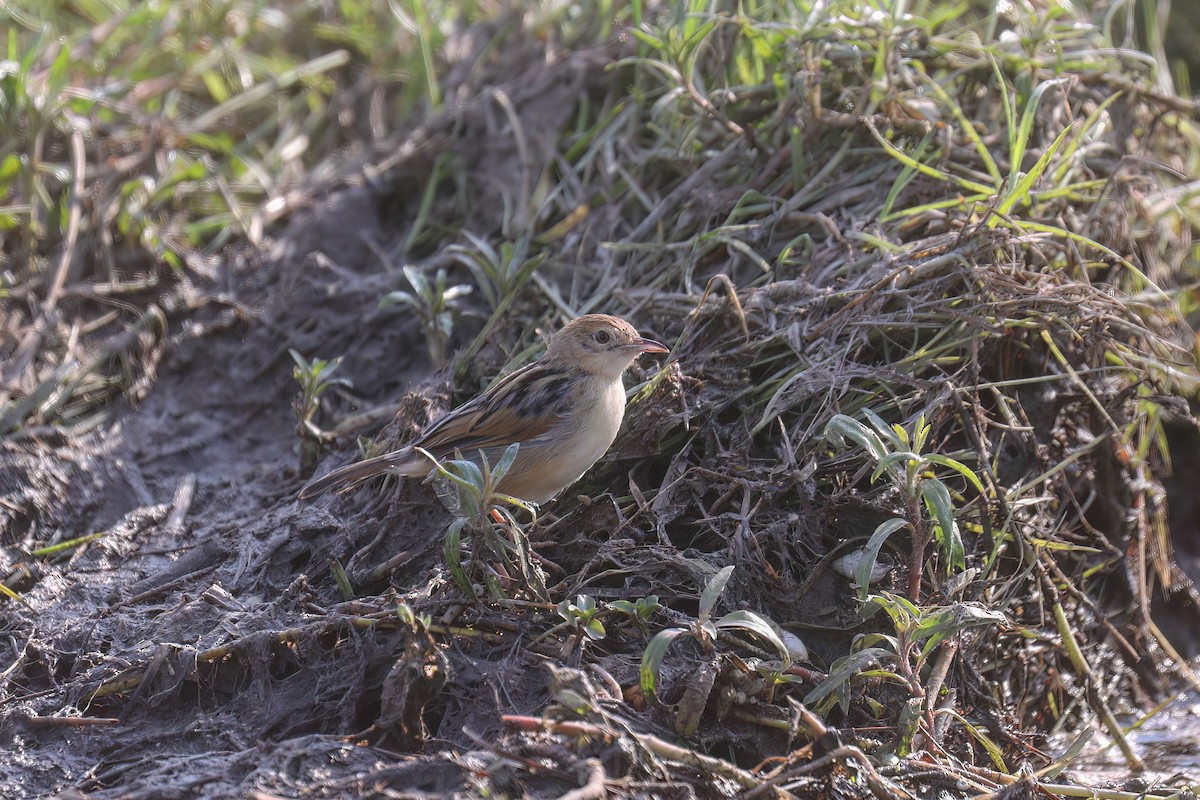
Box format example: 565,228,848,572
425,442,547,600
378,266,472,366
290,349,347,471
2,1,1199,798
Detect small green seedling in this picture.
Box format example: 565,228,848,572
446,233,544,312
290,349,350,471
558,594,606,641
639,566,793,703
825,410,983,602
422,443,546,601
379,266,472,366
804,591,1005,754
608,594,662,637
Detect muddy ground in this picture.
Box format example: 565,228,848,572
0,187,444,796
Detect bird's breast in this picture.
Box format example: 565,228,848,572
557,379,627,469
497,378,627,503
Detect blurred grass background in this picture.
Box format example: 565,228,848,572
1,0,1195,280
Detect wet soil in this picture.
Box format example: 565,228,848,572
0,187,484,797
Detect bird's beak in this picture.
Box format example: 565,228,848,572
627,337,669,355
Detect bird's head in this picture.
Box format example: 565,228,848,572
546,314,668,380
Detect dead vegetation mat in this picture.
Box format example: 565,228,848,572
3,5,1200,799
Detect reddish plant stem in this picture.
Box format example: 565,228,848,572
906,493,927,603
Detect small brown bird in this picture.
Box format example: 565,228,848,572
298,314,668,504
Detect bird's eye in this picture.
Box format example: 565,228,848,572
593,330,612,345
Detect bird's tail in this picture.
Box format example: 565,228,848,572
298,449,423,499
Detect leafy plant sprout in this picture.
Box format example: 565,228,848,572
379,265,472,367
804,592,1006,758
824,409,984,604
811,408,1012,755
289,348,349,473
445,234,544,313
639,566,799,706
608,594,662,639
557,594,605,661
420,442,547,602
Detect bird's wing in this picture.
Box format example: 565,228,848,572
413,361,573,459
